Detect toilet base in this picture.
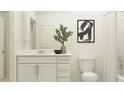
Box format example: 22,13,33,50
81,72,99,82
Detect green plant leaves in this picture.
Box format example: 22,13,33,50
54,35,63,45
54,24,73,45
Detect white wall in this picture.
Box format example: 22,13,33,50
117,12,124,57
36,12,104,81
13,12,24,50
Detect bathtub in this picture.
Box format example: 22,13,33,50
117,75,124,82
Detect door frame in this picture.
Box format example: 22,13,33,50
9,12,16,82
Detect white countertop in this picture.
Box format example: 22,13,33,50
16,50,71,57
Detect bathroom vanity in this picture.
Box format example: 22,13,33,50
16,50,71,82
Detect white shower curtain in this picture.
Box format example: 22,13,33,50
103,12,117,82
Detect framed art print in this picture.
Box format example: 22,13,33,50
77,20,95,43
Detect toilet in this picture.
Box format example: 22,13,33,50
78,58,98,82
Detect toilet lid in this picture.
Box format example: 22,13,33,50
82,72,98,77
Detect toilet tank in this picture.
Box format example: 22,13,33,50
78,58,96,72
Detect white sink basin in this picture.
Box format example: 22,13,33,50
17,49,55,55
37,49,54,54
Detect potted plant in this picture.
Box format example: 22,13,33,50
54,24,73,54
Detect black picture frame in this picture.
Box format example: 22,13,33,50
77,20,95,43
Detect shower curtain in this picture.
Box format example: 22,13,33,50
103,12,117,82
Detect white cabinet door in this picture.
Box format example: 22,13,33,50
0,17,4,80
38,64,56,82
18,64,37,82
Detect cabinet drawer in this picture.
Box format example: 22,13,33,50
58,71,70,78
17,57,56,64
58,57,70,63
58,64,70,71
57,78,70,82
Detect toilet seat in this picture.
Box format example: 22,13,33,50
81,72,98,82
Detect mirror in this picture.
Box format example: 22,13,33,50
30,17,36,49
